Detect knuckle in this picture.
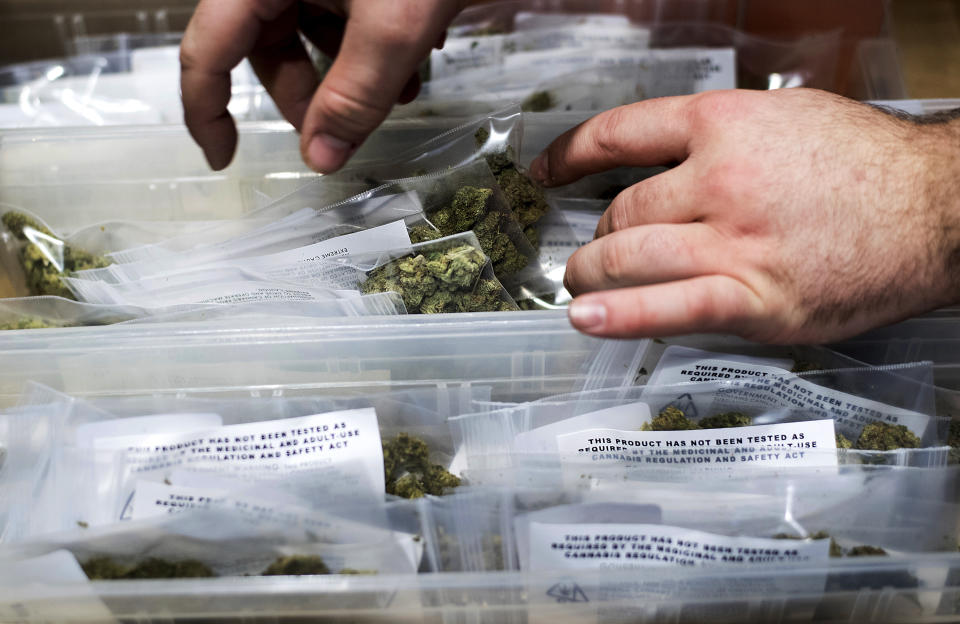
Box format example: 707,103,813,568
600,235,631,285
369,21,420,49
700,160,751,205
606,201,633,233
590,106,627,161
313,84,391,138
688,90,751,130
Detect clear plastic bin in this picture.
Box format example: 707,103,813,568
0,310,647,406
1,553,958,623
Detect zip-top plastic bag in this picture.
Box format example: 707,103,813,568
103,179,372,266
352,232,520,314
65,266,368,309
87,160,547,295
0,293,405,331
516,204,599,309
508,468,960,575
430,18,651,81
451,361,946,484
424,47,737,108
96,187,424,281
326,106,556,254
446,3,843,92
0,208,110,299
67,216,417,301
7,383,480,538
0,504,421,579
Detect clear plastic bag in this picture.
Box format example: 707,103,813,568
446,3,843,92
452,362,945,482
65,266,362,309
267,160,545,291
0,505,420,579
0,207,111,299
80,192,425,284
430,20,651,81
103,179,377,269
7,383,482,538
0,293,404,331
505,467,960,574
352,232,520,314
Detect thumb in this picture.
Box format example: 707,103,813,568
299,2,461,172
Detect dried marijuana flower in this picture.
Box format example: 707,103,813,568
835,433,854,449
261,555,330,576
428,186,528,279
855,422,921,451
521,91,555,112
82,556,215,580
642,407,753,431
790,359,821,373
2,211,110,298
641,406,700,431
0,317,58,330
697,412,752,429
475,128,549,242
360,240,516,314
846,545,888,557
383,432,461,499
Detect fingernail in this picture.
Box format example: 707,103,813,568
530,152,550,186
308,133,356,173
568,300,606,331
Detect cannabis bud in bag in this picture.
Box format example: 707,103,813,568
360,239,516,314
383,433,461,498
2,211,109,298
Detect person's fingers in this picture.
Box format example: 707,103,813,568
397,73,422,105
567,275,764,339
563,223,724,295
529,95,698,188
594,168,699,238
180,0,295,170
299,2,463,173
248,31,319,133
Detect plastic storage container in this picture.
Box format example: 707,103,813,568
1,554,958,623
0,310,647,406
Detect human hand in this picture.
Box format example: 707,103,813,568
180,0,465,172
531,89,960,343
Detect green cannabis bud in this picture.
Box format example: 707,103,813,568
360,241,516,314
774,532,887,558
2,211,110,299
521,91,555,113
835,433,854,449
428,186,529,280
698,412,752,429
642,406,700,431
855,422,921,451
382,433,461,499
408,225,443,244
846,545,888,557
261,555,330,576
475,128,549,242
790,359,821,373
82,556,215,580
0,317,58,330
642,407,753,431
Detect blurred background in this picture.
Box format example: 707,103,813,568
0,0,957,99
